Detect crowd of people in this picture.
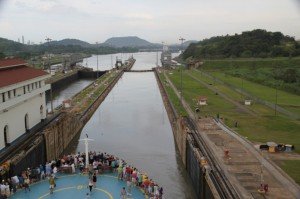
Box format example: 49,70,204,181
0,151,164,199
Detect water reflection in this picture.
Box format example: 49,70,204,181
46,79,93,110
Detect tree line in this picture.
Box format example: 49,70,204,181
183,29,300,59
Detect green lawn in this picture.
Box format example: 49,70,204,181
158,72,187,116
278,160,300,185
165,69,300,153
202,71,300,116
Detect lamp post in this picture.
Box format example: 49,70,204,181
45,37,54,114
95,42,99,78
179,37,185,109
79,134,94,169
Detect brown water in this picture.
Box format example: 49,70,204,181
75,53,196,199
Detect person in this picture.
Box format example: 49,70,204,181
49,175,55,194
52,166,58,179
159,187,163,199
0,181,5,197
88,179,93,192
120,187,127,199
117,166,123,180
92,173,97,188
71,163,75,173
126,179,132,195
24,177,30,192
4,183,10,197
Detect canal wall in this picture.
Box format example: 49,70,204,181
154,68,215,199
43,70,125,161
154,68,187,166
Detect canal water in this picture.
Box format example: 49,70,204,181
74,52,196,198
82,52,180,71
46,79,93,110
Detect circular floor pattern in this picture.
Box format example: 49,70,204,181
11,173,146,199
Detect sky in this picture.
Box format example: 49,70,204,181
0,0,300,44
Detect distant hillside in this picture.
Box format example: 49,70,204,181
182,40,198,47
0,37,26,54
48,39,91,47
183,29,300,59
103,36,154,48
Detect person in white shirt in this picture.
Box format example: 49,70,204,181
0,181,6,196
53,166,58,178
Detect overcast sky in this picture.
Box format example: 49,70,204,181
0,0,300,44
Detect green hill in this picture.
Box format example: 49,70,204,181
103,36,154,47
183,29,300,59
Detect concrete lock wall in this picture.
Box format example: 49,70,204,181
154,68,215,199
10,135,46,176
44,70,124,161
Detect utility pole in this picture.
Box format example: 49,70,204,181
45,37,53,114
45,37,52,70
95,42,99,78
275,86,278,116
179,37,185,110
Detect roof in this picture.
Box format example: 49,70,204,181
0,59,48,88
267,142,277,147
198,96,207,100
0,58,27,69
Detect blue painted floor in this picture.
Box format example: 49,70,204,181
11,173,146,199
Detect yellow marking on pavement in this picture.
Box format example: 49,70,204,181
38,186,76,199
38,186,114,199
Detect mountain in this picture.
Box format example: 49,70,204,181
48,39,91,47
183,29,300,59
103,36,154,48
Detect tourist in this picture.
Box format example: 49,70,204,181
71,163,76,173
92,173,97,188
53,166,57,179
158,187,163,199
126,179,132,195
4,183,10,197
23,177,30,192
40,164,45,180
0,181,5,197
49,175,55,194
117,165,123,180
120,187,127,199
88,179,93,192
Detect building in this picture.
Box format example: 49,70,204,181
0,58,51,150
198,96,208,106
161,44,172,67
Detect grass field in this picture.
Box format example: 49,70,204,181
158,72,187,116
277,160,300,185
194,70,300,116
165,70,300,153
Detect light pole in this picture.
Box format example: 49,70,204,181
79,134,94,169
275,86,278,116
179,37,185,109
45,37,54,114
95,42,99,78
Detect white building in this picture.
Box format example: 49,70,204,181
0,58,51,150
